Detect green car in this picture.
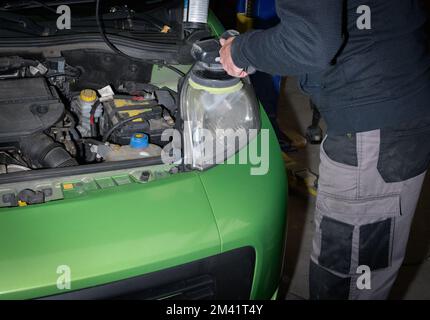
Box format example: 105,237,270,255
0,0,286,299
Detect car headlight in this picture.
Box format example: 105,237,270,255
180,67,261,170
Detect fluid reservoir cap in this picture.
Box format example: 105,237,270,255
79,89,97,103
130,133,149,149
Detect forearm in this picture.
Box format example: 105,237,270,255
231,0,344,76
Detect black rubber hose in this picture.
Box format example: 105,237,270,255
90,100,101,137
161,64,185,77
20,134,78,168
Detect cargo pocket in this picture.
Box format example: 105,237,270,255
316,193,401,274
378,123,430,183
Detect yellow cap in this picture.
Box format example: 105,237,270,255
80,89,97,103
18,200,27,207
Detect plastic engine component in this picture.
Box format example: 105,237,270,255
0,78,64,144
20,133,78,169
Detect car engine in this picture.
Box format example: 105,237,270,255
0,54,178,174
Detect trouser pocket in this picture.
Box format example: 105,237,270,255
323,133,358,167
314,193,401,274
310,194,402,299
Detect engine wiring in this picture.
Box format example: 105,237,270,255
95,0,185,77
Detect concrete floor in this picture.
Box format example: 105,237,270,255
277,77,430,300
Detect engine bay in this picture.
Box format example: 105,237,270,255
0,51,179,175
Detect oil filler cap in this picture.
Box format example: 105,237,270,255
130,133,149,149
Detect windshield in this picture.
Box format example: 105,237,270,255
0,0,183,42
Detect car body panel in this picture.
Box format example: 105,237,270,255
0,172,221,299
199,111,287,299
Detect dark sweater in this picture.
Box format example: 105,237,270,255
231,0,430,134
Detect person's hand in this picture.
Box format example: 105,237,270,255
219,37,248,78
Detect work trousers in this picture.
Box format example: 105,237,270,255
309,124,430,299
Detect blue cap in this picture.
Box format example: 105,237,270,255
130,133,149,149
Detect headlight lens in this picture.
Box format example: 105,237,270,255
180,74,261,170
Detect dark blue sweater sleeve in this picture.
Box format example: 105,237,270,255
231,0,344,76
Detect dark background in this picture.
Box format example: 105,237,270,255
210,0,239,29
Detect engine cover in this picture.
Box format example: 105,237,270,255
0,78,64,144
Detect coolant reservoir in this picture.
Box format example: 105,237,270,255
103,133,162,162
